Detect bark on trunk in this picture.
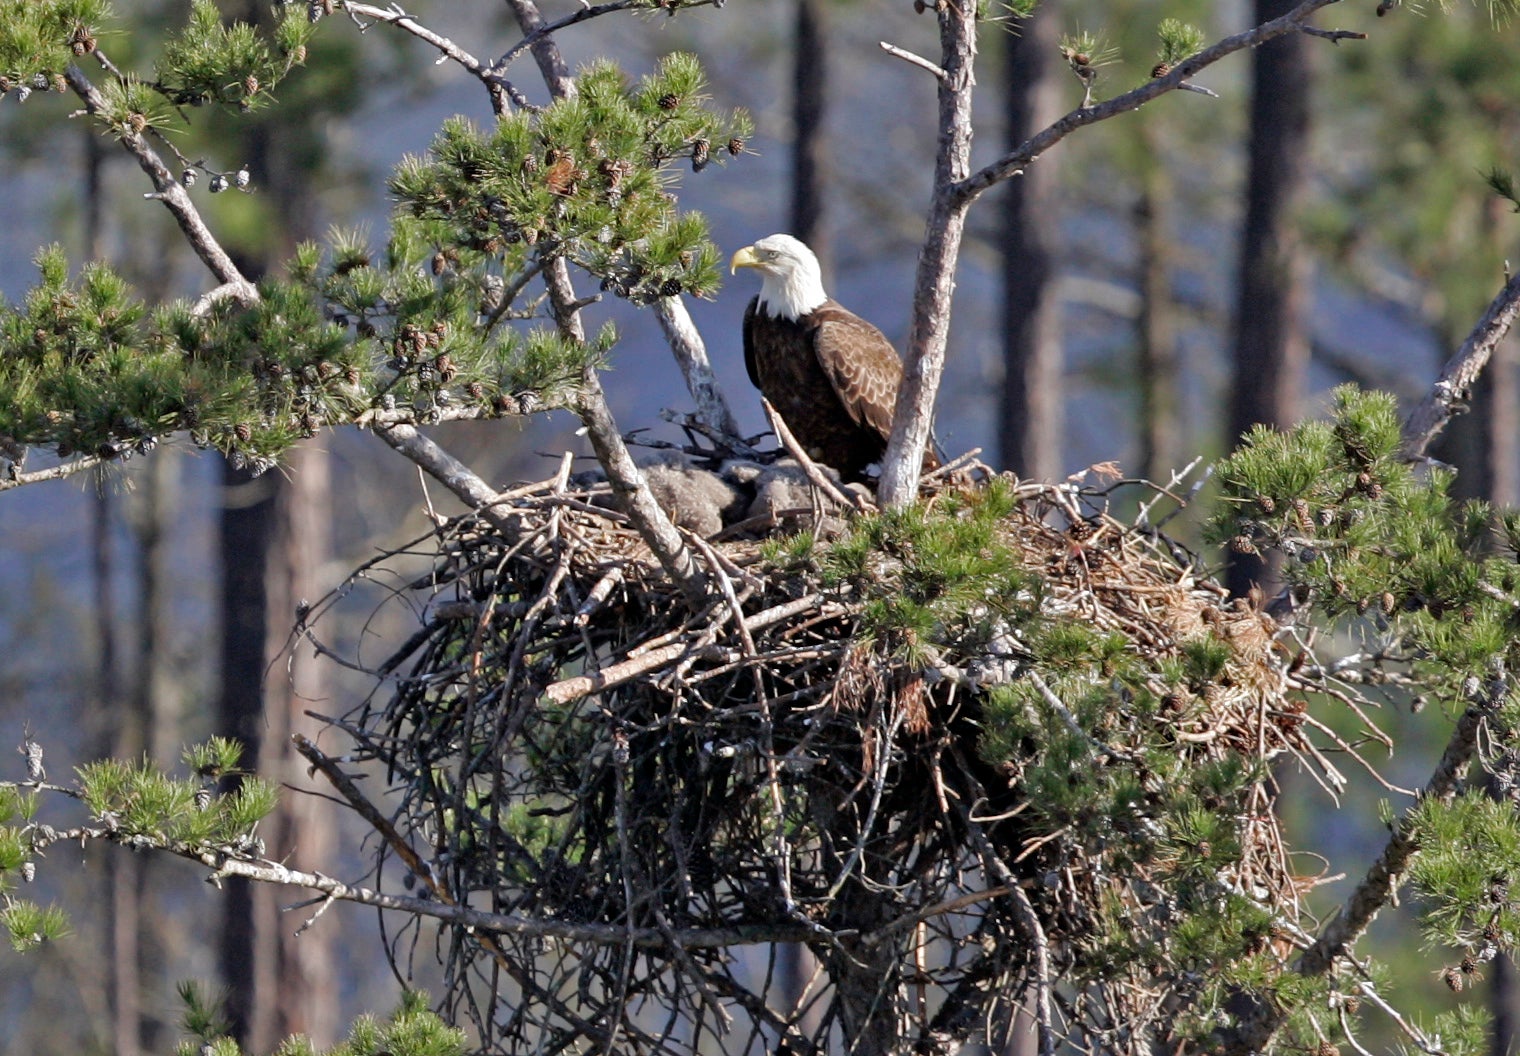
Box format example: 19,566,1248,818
1227,0,1312,598
998,3,1064,481
1135,141,1181,483
790,0,829,276
217,463,280,1052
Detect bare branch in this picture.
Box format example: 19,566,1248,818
371,422,522,535
877,0,975,508
654,296,742,440
342,1,524,112
954,0,1345,206
1301,25,1367,42
762,397,864,512
503,0,578,100
49,818,820,949
879,0,1350,508
491,0,641,81
1401,267,1520,458
0,453,107,492
878,41,946,80
64,62,255,303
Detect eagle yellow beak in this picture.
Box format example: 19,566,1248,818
729,245,760,274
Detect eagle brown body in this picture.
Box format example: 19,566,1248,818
732,234,923,483
742,296,902,481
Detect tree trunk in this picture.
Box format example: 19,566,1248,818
1227,0,1312,598
217,462,280,1051
998,4,1064,481
1135,127,1182,483
214,5,339,1043
790,0,829,277
265,442,338,1046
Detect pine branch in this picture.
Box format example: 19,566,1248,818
1400,267,1520,459
32,808,819,950
503,0,713,608
0,453,107,493
63,60,256,303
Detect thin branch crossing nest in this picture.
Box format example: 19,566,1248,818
310,460,1373,1056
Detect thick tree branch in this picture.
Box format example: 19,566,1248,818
878,0,1348,509
877,0,976,508
1401,268,1520,459
64,62,256,303
654,296,742,440
503,0,577,100
371,422,522,534
573,362,711,606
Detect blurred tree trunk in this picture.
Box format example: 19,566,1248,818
790,0,829,278
216,5,337,1044
85,112,144,1056
774,0,834,1018
267,442,338,1041
998,3,1064,481
1494,953,1519,1056
217,463,280,1051
1227,0,1312,598
1135,126,1181,482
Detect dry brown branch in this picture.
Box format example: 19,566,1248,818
761,397,861,512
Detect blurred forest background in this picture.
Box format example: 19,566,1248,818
1,0,1519,1053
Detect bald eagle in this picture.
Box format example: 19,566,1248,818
730,234,916,482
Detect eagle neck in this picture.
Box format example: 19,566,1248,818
758,269,828,321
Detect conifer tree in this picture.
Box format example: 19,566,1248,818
5,5,1520,1056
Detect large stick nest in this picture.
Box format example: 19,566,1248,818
314,462,1357,1056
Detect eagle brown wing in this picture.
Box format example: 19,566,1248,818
807,300,902,444
742,296,915,480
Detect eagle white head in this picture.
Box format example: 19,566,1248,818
729,234,828,321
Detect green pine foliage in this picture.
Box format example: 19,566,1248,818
76,744,277,849
388,53,750,306
819,477,1032,660
0,45,746,475
1213,385,1520,697
0,901,70,952
155,0,311,113
1408,792,1520,971
175,988,465,1056
1155,18,1205,67
0,0,109,90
